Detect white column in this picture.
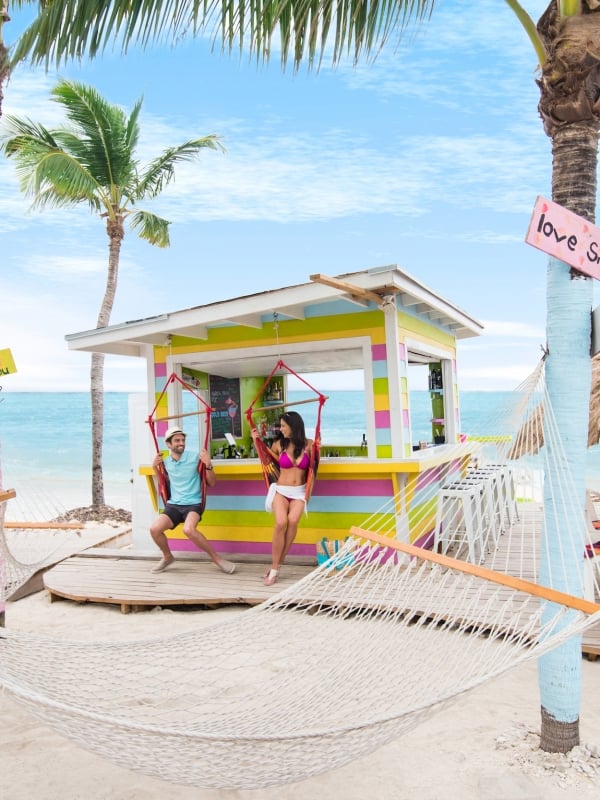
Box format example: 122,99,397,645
128,393,156,552
382,296,405,457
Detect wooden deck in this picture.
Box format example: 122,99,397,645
6,525,132,601
43,552,313,612
29,502,600,659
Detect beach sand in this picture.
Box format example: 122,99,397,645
1,590,599,800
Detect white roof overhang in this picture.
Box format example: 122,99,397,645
65,266,483,374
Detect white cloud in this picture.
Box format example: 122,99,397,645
23,254,110,279
478,320,546,340
1,27,551,234
2,69,58,121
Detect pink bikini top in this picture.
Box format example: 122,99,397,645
279,450,310,470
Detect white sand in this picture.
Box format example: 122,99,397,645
1,591,599,800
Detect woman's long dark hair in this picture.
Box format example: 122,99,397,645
279,411,307,458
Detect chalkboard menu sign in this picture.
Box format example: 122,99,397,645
209,374,242,440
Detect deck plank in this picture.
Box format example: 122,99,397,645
43,557,311,610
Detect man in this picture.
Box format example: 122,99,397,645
149,426,236,575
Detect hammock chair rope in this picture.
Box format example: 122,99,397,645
146,372,213,512
244,359,327,500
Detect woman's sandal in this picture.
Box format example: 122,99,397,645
263,568,279,587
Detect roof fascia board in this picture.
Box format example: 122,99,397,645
64,267,482,353
345,267,483,336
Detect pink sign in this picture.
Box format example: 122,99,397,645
525,195,600,280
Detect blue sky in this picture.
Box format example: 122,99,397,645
1,0,593,393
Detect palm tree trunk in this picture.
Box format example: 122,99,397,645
0,1,11,120
90,214,123,509
539,122,598,751
90,351,105,507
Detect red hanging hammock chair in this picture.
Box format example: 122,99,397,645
146,373,213,514
244,359,327,504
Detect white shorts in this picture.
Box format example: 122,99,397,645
265,482,307,513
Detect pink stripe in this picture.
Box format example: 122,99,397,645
415,464,445,491
415,460,462,493
413,530,435,550
157,421,169,438
211,481,268,496
375,409,390,428
371,343,387,361
211,478,394,497
312,479,393,496
155,362,167,377
169,540,316,557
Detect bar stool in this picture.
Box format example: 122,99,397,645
461,471,500,552
480,463,518,526
434,480,486,564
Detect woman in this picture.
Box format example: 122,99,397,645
252,411,313,586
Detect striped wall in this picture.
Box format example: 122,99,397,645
141,456,469,560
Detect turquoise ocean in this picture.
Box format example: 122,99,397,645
1,390,600,510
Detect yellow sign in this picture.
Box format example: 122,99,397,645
0,348,17,375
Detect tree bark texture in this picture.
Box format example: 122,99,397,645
90,213,124,509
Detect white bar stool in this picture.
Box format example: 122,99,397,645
470,463,518,529
484,464,518,526
460,471,500,552
434,481,486,564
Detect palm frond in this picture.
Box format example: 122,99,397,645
137,136,223,198
51,79,137,185
128,209,171,247
31,151,105,209
30,183,103,213
125,97,144,153
11,0,204,66
11,0,438,71
1,115,103,204
1,115,60,157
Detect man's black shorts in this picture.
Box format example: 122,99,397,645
163,503,203,526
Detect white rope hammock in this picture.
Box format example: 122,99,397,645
1,360,600,790
0,482,84,600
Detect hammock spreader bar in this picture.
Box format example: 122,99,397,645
244,359,327,501
351,527,600,616
146,373,214,512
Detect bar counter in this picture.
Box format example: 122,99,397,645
140,443,474,560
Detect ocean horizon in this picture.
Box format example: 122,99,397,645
2,390,600,513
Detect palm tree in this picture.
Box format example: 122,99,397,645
1,78,223,509
8,0,599,752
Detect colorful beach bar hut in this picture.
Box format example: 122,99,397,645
65,266,483,560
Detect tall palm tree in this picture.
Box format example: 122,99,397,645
8,0,599,752
1,79,223,509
